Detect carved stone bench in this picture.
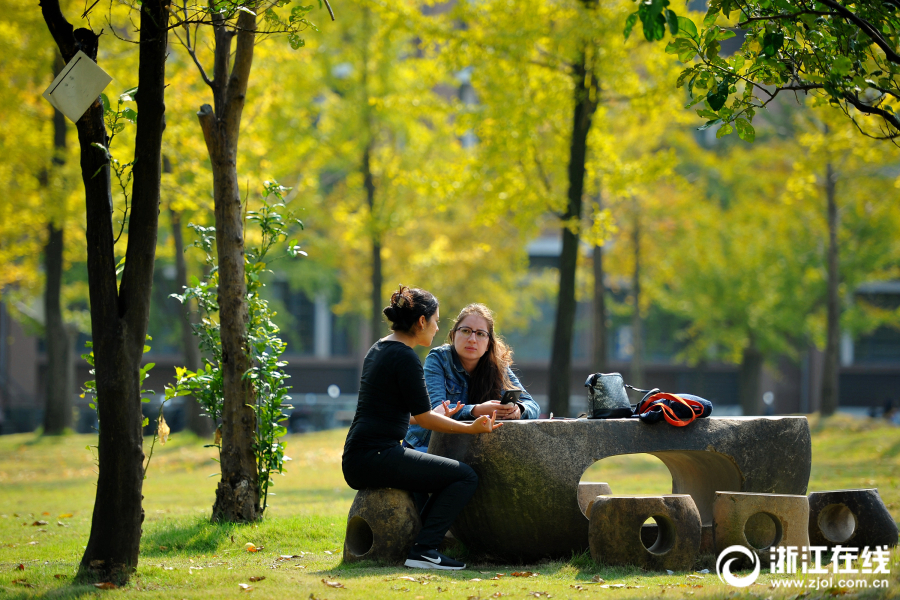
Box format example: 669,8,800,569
429,416,811,562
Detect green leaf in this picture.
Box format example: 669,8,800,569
142,417,149,427
697,118,722,131
703,6,719,26
706,80,730,111
716,122,734,138
715,28,736,41
624,12,638,40
833,56,853,77
762,31,784,58
121,107,138,123
676,16,698,40
119,86,138,102
665,9,678,35
99,93,110,115
735,118,755,142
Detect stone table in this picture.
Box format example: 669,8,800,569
429,416,811,563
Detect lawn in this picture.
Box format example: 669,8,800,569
0,414,898,599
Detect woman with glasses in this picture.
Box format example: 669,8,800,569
342,287,502,571
404,303,540,453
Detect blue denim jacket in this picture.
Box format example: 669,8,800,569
403,344,540,450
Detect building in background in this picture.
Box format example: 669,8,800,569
2,237,899,434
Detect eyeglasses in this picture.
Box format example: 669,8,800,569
455,326,490,340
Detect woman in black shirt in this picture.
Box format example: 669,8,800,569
343,286,501,570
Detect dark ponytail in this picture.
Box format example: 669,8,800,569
383,285,439,333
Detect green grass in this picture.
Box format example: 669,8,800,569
0,416,899,598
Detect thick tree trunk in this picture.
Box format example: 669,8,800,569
739,344,763,416
363,144,383,343
592,243,607,374
821,162,840,416
39,0,168,582
548,52,597,418
629,212,644,388
198,10,260,523
43,58,73,436
169,208,209,436
43,223,72,434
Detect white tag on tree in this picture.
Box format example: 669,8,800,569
42,50,113,123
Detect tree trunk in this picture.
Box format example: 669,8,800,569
198,10,260,523
820,162,840,416
592,242,607,374
363,143,383,343
548,51,597,418
629,210,644,388
43,78,73,435
43,223,72,434
169,207,209,436
738,344,763,416
40,0,168,582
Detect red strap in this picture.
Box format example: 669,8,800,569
637,393,704,427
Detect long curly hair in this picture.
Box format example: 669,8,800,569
448,303,515,405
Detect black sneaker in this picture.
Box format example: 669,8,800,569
404,547,465,570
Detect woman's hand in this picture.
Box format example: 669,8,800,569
438,400,465,417
472,400,521,420
413,407,500,435
468,410,502,433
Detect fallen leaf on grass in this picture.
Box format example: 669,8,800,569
398,576,418,582
249,576,265,582
16,564,25,570
57,521,68,527
54,574,66,579
238,583,253,591
686,574,702,580
526,593,551,598
322,579,345,588
58,513,73,519
13,579,33,587
492,593,504,598
324,550,334,555
626,585,645,589
511,571,539,577
32,520,48,526
94,582,117,590
467,596,480,600
42,512,50,516
469,577,482,581
570,585,585,591
591,575,605,583
28,541,39,545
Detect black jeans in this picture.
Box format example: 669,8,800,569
343,445,478,549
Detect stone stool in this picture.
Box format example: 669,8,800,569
343,488,421,564
578,482,612,517
808,489,898,550
589,495,702,571
712,492,809,568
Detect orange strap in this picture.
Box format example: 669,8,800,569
637,392,704,427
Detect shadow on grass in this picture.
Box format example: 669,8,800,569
141,518,238,557
322,550,651,582
4,584,100,600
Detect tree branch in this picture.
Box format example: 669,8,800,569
816,0,900,64
39,0,77,60
222,10,256,143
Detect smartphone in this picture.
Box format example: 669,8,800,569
500,389,522,405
